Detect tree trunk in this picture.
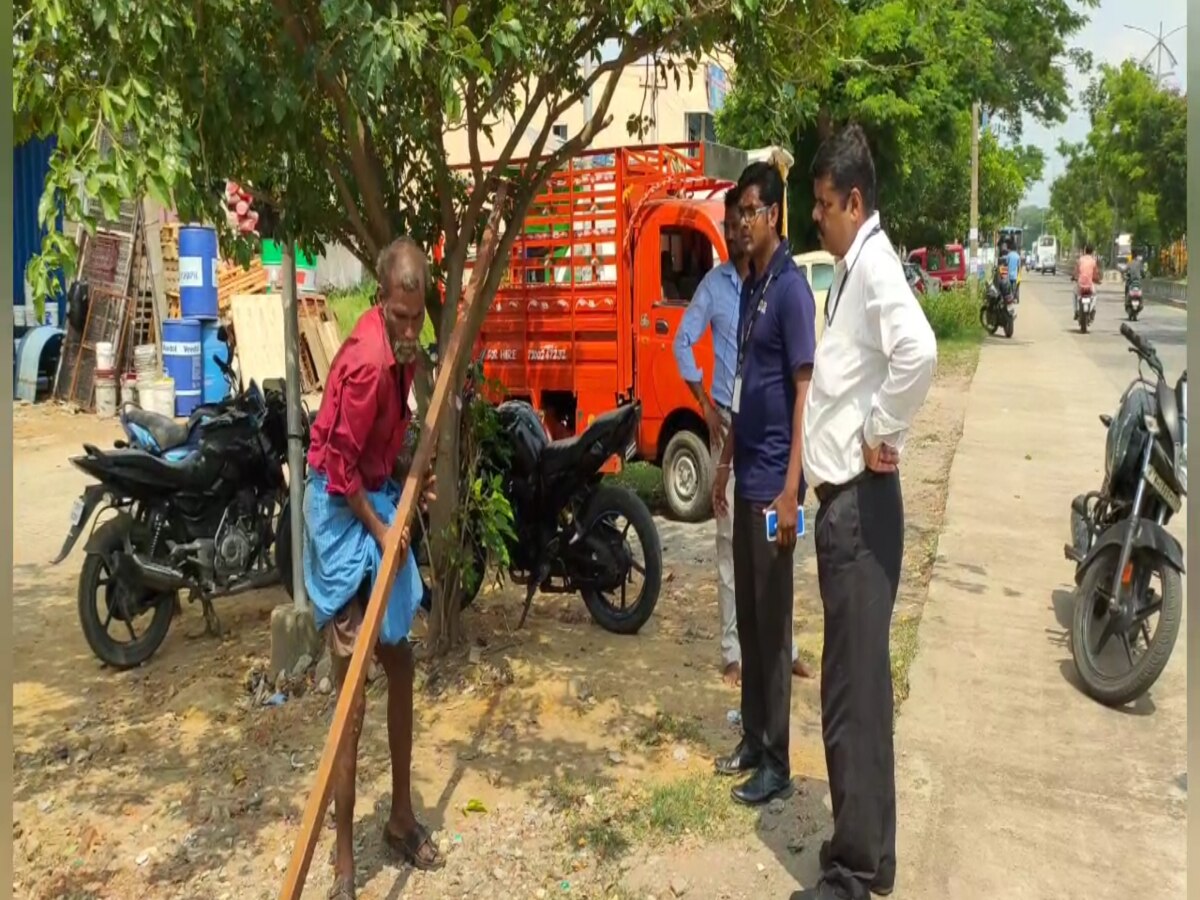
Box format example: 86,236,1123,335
423,357,467,653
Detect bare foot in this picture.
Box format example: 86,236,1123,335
792,659,815,679
722,661,741,687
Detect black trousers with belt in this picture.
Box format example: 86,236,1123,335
815,470,904,899
732,494,794,776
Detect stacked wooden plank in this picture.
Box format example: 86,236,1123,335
226,293,343,394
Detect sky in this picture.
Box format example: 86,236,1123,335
1021,0,1188,206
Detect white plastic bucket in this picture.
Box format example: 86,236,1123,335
96,341,116,371
134,344,160,381
95,371,118,418
151,378,177,418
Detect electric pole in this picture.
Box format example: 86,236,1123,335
1123,22,1186,83
969,101,980,281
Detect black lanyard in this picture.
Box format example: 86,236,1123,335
737,259,784,372
825,225,883,329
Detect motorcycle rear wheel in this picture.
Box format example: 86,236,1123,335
1070,548,1182,707
578,485,662,635
77,520,175,669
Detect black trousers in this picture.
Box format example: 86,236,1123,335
732,494,794,775
815,471,904,899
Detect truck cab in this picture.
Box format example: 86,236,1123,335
467,143,777,521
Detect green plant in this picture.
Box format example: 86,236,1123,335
919,285,980,342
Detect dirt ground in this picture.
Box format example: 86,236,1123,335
11,345,977,900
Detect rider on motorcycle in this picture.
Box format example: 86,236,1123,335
1074,244,1101,318
1125,252,1146,291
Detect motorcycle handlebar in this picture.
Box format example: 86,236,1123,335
1121,323,1164,375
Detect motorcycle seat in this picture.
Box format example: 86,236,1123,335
124,408,191,451
82,443,221,490
539,405,639,476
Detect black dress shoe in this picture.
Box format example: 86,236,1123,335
818,841,895,896
713,740,761,776
731,766,793,806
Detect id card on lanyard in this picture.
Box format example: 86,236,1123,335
825,224,883,329
732,260,782,414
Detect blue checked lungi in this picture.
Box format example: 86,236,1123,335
302,471,423,646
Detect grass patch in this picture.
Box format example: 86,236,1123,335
633,710,705,748
327,278,437,345
607,461,665,513
551,772,754,863
890,615,921,707
919,285,980,342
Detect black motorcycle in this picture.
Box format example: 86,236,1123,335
280,374,663,635
1064,324,1187,706
980,268,1017,339
1124,273,1144,321
52,349,299,668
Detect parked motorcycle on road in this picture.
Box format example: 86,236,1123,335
1124,274,1144,321
1064,324,1187,706
279,358,663,635
52,341,300,668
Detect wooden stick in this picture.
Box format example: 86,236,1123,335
278,194,507,900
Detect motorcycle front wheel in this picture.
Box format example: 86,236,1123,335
77,520,175,668
578,485,662,635
1070,548,1182,706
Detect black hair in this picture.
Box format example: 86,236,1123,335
810,123,877,214
724,185,741,210
735,162,785,237
1084,244,1094,254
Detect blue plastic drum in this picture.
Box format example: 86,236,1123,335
178,225,219,320
162,318,202,416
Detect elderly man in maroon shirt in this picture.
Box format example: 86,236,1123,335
303,237,441,899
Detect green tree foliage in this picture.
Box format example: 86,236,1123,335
15,0,833,650
715,0,1089,249
1050,60,1187,252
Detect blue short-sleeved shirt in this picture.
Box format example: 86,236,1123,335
732,243,818,504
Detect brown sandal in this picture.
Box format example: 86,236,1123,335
327,875,355,900
384,823,445,871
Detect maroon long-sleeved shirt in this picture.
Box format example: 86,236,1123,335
307,306,414,496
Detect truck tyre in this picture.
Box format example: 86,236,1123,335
662,429,713,523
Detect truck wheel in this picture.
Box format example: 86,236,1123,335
662,429,713,523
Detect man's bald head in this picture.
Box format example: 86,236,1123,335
377,236,430,298
375,237,428,355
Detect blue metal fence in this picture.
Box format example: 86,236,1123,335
13,136,65,323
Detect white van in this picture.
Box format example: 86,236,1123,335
793,250,836,340
1036,234,1058,275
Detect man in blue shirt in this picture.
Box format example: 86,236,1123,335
1001,241,1021,300
674,189,811,688
712,161,818,807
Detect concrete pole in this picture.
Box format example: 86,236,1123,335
281,246,308,612
969,101,980,281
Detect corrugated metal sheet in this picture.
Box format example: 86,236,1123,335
13,136,65,318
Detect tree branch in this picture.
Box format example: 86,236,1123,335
272,0,392,250
313,131,380,263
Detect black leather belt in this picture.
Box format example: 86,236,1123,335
814,469,874,505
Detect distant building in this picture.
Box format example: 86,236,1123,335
443,54,732,166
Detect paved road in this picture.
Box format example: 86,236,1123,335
1024,271,1188,391
892,279,1187,900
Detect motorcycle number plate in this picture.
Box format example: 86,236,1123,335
69,497,85,527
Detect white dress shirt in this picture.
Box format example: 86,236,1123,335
803,212,938,490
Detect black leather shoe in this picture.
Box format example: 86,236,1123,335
731,766,793,806
818,841,894,896
713,740,761,776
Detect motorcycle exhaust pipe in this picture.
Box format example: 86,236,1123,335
117,553,191,592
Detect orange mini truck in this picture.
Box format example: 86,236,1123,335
451,142,783,521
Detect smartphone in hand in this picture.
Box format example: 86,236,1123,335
764,506,806,543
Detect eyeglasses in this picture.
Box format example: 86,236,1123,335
736,205,771,223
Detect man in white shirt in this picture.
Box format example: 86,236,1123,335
793,126,937,900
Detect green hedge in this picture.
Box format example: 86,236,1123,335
919,284,980,341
